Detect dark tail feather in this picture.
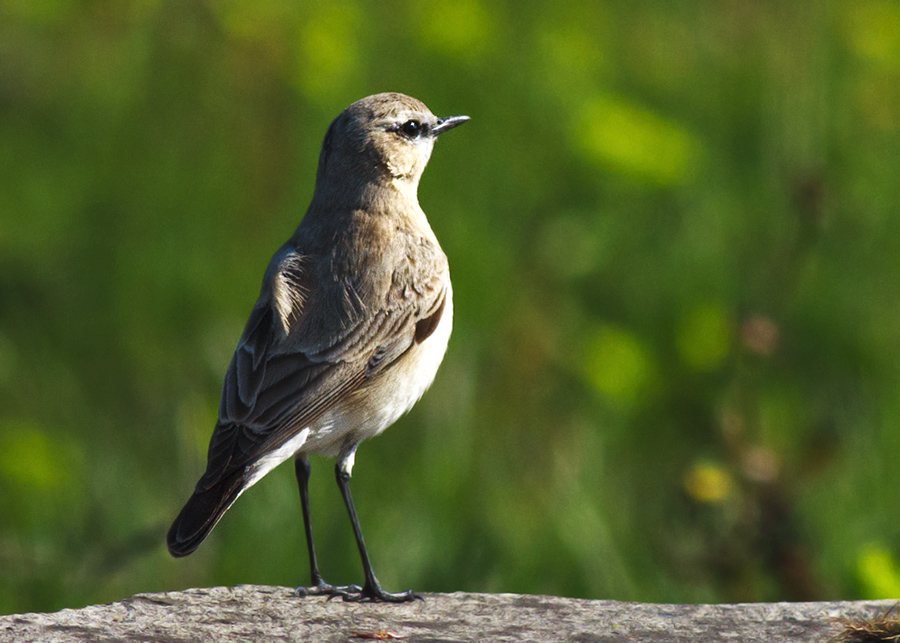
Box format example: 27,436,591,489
167,473,246,558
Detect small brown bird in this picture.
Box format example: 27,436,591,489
166,93,468,602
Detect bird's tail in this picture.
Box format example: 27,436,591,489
166,472,246,558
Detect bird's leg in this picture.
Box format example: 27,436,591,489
334,444,421,603
293,454,360,597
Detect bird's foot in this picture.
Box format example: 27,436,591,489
296,579,421,603
295,580,362,599
340,582,423,604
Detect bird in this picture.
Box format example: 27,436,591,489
166,93,469,603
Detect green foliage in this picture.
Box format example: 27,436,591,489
2,0,900,613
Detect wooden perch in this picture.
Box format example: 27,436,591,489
0,585,893,642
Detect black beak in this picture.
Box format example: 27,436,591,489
432,115,470,135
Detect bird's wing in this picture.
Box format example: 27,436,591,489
194,247,448,492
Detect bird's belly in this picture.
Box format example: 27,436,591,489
305,292,453,457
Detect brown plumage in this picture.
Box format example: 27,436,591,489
167,93,468,602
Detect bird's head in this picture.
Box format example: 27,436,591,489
315,93,469,199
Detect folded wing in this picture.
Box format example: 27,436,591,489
167,245,447,556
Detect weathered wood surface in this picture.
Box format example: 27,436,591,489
0,585,890,642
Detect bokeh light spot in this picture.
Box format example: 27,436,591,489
575,95,703,186
584,324,656,411
684,461,732,504
676,302,733,372
857,543,900,599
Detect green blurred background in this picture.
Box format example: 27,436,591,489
3,0,900,615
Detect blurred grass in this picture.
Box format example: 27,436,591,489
2,0,900,614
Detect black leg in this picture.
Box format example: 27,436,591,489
294,454,360,598
334,445,420,603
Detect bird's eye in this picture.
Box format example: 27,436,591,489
399,119,424,138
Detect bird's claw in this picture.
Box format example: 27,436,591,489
295,582,362,598
296,581,421,603
343,584,423,603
